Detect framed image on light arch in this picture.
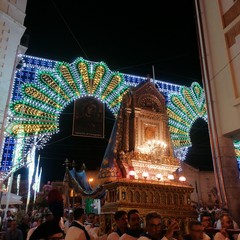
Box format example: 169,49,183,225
72,97,105,138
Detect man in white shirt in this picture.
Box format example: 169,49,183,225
216,209,239,230
138,212,179,240
87,214,107,240
107,210,128,240
184,220,208,240
214,214,234,240
64,211,74,234
65,207,90,240
120,209,142,240
200,212,214,240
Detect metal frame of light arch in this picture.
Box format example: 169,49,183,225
0,54,239,180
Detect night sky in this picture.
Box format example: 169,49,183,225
18,0,213,184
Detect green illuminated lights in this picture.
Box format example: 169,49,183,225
7,58,129,137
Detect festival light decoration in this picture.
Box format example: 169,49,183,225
179,176,186,181
234,140,240,169
26,136,37,213
6,57,129,140
137,140,167,154
167,82,208,160
129,170,135,178
37,167,42,192
4,128,25,212
33,155,40,203
16,174,20,195
168,174,174,180
142,172,149,180
1,54,238,184
156,173,163,181
0,55,130,181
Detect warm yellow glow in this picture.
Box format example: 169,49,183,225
11,123,57,135
25,86,62,109
137,139,167,154
179,176,186,181
168,174,174,180
41,74,69,101
88,178,94,182
92,65,105,94
156,173,163,180
129,170,135,176
14,104,56,119
59,65,80,96
142,172,149,179
78,62,91,93
102,75,122,99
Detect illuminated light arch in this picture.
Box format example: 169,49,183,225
2,55,239,181
167,82,208,160
6,57,129,138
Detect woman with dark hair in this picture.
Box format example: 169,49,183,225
29,189,64,240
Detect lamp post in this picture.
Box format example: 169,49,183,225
63,158,71,212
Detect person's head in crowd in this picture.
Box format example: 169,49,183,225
128,209,141,231
214,210,221,222
200,212,212,229
45,212,54,222
6,210,13,218
73,207,87,223
68,212,74,222
28,189,64,240
114,210,128,232
85,212,95,225
47,189,64,220
9,219,18,231
144,212,162,239
220,213,233,229
188,220,204,240
92,214,100,227
63,209,69,219
32,217,43,228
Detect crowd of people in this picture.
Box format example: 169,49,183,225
1,189,240,240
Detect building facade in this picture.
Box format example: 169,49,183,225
0,0,27,157
195,0,240,223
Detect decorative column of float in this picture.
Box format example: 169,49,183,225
123,108,131,152
129,91,136,151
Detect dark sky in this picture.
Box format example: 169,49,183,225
18,0,213,184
